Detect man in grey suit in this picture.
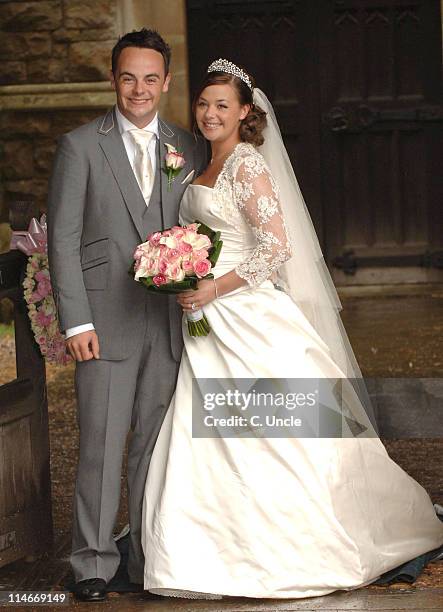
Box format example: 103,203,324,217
47,29,206,602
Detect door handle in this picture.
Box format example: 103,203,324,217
323,106,350,132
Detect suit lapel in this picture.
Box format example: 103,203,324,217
98,108,146,242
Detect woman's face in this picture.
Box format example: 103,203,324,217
195,83,250,144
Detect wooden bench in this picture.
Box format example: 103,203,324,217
0,250,53,568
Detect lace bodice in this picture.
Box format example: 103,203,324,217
182,142,292,287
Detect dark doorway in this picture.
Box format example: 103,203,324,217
186,0,443,285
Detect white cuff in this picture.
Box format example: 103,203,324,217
64,323,95,339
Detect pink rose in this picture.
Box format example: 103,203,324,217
36,310,52,327
35,270,49,282
194,258,211,278
133,246,145,261
153,274,167,286
167,248,180,261
178,242,193,255
193,249,209,261
30,291,42,303
158,258,169,275
165,151,185,170
36,278,52,299
148,231,162,246
182,260,194,276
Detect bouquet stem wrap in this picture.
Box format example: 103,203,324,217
186,307,211,337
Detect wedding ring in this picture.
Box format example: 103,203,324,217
191,302,196,310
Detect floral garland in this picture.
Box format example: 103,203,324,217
11,216,71,366
22,252,71,366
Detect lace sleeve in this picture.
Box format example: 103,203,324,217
233,152,292,287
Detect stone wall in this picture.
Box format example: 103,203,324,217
0,0,119,221
0,0,118,86
0,108,102,220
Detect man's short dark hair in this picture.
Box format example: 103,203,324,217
111,28,171,76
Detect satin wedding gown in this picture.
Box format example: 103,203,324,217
141,143,443,599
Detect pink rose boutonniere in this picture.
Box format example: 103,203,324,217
163,143,186,190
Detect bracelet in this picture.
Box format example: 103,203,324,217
213,277,219,299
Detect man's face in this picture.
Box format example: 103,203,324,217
110,47,171,127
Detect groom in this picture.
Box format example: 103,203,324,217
47,29,206,602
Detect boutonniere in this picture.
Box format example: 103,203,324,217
163,143,186,190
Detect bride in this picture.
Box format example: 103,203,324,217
141,59,443,599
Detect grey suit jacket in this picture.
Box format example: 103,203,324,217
47,108,208,361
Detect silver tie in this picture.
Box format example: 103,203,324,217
130,129,155,204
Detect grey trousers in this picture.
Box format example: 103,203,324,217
70,296,180,583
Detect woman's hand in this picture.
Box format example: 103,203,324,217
177,278,216,312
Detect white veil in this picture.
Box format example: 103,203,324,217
254,88,378,435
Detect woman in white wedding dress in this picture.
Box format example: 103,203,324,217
141,60,443,599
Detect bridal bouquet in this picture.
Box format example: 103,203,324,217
131,221,222,336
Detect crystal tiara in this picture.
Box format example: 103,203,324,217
207,59,253,91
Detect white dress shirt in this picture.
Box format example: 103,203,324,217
64,107,159,340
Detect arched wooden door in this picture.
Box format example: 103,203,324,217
186,0,443,285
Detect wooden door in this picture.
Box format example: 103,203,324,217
186,0,443,285
320,0,443,284
0,251,53,567
187,0,325,241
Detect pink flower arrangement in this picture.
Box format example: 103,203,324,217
23,252,71,366
11,215,71,366
132,221,223,336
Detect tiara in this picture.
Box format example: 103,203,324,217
207,59,253,91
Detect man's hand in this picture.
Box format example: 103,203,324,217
66,330,100,362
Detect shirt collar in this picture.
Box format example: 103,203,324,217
115,105,159,138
